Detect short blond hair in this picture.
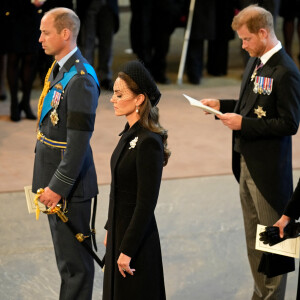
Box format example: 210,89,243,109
45,7,80,40
232,5,274,34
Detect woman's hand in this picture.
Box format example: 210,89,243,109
117,252,135,278
274,215,291,238
103,231,107,247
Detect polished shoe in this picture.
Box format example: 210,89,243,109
207,71,227,77
10,106,20,122
187,75,201,85
100,79,113,91
0,93,6,101
19,102,37,120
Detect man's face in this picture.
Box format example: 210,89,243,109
237,24,266,57
39,14,66,60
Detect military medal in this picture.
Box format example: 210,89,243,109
258,76,263,94
54,83,63,90
253,76,273,95
50,109,59,125
50,90,62,126
266,78,273,95
263,77,267,95
251,66,258,81
254,106,266,118
251,59,264,81
253,76,259,93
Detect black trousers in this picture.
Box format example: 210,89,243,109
48,199,94,300
129,0,179,77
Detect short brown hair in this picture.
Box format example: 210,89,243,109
232,5,274,34
45,7,80,40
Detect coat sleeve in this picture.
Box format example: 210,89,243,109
241,69,300,139
219,99,237,113
48,74,99,198
284,178,300,219
119,135,164,258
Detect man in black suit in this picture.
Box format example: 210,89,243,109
129,0,186,84
32,7,100,300
76,0,119,90
201,5,300,299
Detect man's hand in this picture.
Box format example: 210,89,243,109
218,113,242,130
117,252,135,278
200,99,220,114
39,187,61,209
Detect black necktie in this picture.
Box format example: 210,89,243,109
256,58,263,71
52,63,60,79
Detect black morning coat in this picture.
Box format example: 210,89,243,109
220,48,300,214
103,121,166,300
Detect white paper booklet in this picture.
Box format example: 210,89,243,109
24,185,46,214
255,224,300,258
183,94,223,115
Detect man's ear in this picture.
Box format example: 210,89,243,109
62,28,71,41
258,28,268,40
136,94,145,106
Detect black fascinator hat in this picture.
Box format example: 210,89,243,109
120,60,161,106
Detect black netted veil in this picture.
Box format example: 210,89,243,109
120,60,161,106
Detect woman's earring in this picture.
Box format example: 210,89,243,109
136,106,139,113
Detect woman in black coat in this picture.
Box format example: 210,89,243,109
273,179,300,237
102,61,171,300
265,179,300,298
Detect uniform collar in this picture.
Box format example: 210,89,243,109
56,46,78,69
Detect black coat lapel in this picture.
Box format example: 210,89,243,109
110,122,141,176
235,57,257,113
110,138,127,176
240,58,257,97
241,85,259,116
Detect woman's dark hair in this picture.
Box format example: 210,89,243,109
118,72,171,166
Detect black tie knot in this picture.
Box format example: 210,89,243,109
53,63,60,79
256,58,263,70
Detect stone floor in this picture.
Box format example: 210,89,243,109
1,173,300,300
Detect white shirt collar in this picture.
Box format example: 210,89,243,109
259,41,282,65
56,46,78,69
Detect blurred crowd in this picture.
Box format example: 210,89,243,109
0,0,299,121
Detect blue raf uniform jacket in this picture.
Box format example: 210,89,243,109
32,49,100,202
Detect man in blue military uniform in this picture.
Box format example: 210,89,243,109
32,7,100,300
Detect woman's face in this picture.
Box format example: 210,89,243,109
110,77,141,120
